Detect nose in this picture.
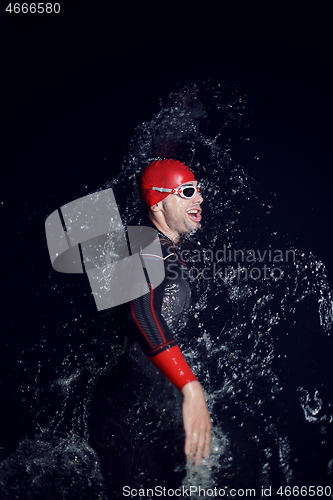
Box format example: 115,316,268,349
194,190,203,204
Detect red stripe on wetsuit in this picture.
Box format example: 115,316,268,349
130,235,197,390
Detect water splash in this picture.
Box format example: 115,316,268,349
0,432,108,500
2,81,332,498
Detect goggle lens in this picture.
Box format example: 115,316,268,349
182,187,196,198
177,186,200,199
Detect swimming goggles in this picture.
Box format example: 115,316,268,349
151,185,201,199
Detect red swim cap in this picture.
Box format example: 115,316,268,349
140,159,196,207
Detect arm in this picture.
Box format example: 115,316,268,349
182,381,212,465
129,237,211,463
130,283,197,389
130,280,211,464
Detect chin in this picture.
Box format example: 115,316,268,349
186,222,202,236
191,220,202,231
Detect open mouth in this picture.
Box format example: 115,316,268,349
187,209,202,223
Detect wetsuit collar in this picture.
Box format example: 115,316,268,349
142,219,175,246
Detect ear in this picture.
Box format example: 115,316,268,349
150,201,163,212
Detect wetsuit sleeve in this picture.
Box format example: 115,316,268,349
129,246,197,391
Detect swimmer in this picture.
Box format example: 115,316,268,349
130,159,211,465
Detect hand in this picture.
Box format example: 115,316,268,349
181,380,211,465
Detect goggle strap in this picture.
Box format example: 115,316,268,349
145,185,200,199
151,186,173,193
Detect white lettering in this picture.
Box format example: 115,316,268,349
155,486,163,496
215,245,227,262
123,486,131,496
285,249,296,262
273,249,284,262
257,249,267,262
167,263,180,280
246,249,256,263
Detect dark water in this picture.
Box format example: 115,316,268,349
1,82,332,499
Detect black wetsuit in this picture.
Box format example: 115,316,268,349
129,221,197,390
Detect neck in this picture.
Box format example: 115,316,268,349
148,212,179,243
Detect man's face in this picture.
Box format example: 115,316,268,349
161,180,203,237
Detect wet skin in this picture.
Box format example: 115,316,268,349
149,181,203,243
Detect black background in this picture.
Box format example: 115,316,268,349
1,0,332,453
2,2,332,265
